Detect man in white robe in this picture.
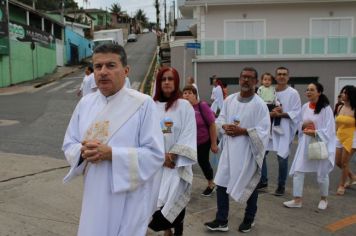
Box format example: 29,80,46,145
186,76,200,100
124,76,131,88
205,67,270,233
257,67,301,196
77,66,97,97
210,75,224,115
63,44,165,236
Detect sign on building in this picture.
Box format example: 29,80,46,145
185,42,201,49
9,21,55,48
0,0,9,55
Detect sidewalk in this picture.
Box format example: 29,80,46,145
1,151,355,236
0,65,83,95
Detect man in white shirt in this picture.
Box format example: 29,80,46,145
210,75,224,116
77,66,97,97
63,44,165,236
186,76,200,100
257,67,301,196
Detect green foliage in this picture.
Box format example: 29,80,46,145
110,3,121,14
135,9,148,25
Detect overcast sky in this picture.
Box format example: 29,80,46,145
75,0,174,23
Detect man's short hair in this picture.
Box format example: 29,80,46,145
240,67,258,79
93,43,127,66
87,65,94,73
275,66,289,74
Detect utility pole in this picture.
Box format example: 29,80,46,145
173,0,175,33
164,0,167,33
155,0,160,45
61,0,65,24
5,0,12,84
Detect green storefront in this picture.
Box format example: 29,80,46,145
0,0,63,88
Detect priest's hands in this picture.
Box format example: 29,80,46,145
164,153,177,169
81,140,112,163
222,124,248,137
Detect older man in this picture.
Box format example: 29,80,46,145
62,44,164,236
205,67,270,233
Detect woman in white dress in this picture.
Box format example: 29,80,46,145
210,76,224,116
149,67,197,236
283,82,335,210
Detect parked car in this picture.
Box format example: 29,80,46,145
142,28,149,33
127,34,137,42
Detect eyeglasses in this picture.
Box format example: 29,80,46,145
277,73,288,76
162,76,174,82
305,89,316,92
240,76,255,81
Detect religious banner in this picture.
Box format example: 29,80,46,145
0,0,9,54
9,21,54,48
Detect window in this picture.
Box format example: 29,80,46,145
311,18,352,37
224,20,265,55
310,18,353,54
224,20,265,40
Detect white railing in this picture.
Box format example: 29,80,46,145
196,36,356,59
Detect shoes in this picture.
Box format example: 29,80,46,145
274,186,285,196
205,219,229,232
318,200,328,210
273,126,284,135
345,176,356,188
163,229,173,236
283,200,302,208
238,218,255,233
173,222,183,236
201,186,215,196
336,186,345,195
351,176,356,185
256,182,268,191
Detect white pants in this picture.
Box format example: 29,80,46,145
293,172,329,197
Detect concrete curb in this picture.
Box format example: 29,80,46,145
33,65,85,88
140,49,157,93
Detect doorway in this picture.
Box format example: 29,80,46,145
69,43,79,65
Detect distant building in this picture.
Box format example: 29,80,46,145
173,0,356,103
0,0,64,87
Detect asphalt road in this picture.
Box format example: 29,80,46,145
0,32,356,235
0,33,157,159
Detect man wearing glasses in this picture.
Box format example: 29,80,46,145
258,67,301,196
205,67,270,233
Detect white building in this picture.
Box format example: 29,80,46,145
173,0,356,103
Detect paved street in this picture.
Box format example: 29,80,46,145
0,33,356,235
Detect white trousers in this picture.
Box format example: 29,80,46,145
293,171,329,197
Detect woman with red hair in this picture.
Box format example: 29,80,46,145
149,67,197,236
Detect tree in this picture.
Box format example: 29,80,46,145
135,9,148,25
110,3,121,14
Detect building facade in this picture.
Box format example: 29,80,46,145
174,0,356,103
0,0,63,87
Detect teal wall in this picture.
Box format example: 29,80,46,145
10,40,56,84
0,40,56,87
0,55,10,87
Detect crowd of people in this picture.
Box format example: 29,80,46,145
62,43,356,235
